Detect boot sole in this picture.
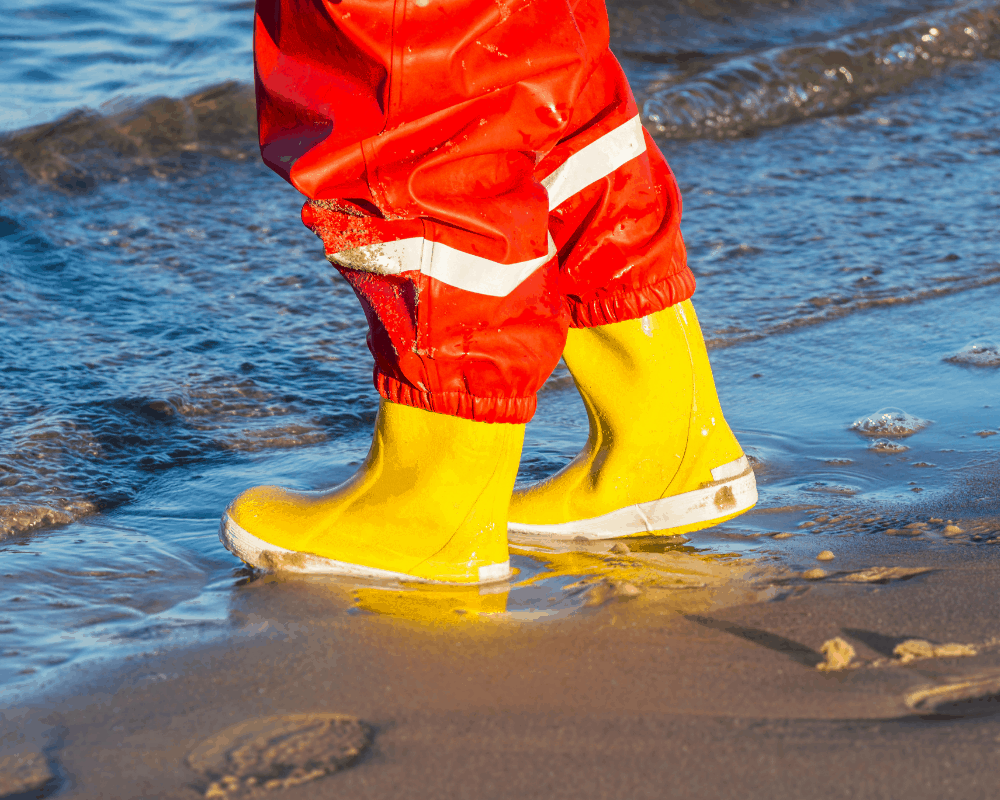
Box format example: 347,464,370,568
219,514,511,585
507,455,758,539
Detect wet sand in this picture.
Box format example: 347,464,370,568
5,532,1000,799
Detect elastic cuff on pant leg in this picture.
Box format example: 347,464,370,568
376,373,537,424
568,269,697,328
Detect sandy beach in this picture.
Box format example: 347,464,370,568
5,520,1000,798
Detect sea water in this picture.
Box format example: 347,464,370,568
2,0,999,693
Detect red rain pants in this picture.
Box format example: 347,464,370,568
255,0,696,423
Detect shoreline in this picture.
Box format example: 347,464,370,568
5,536,1000,799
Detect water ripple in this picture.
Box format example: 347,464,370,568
643,0,1000,138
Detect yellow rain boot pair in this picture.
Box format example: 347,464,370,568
508,300,757,539
220,300,756,583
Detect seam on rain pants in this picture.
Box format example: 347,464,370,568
255,0,695,423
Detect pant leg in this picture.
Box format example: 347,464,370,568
537,50,696,327
255,0,685,423
256,0,616,423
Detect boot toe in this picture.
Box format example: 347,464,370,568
225,484,295,532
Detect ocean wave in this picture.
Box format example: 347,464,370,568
704,268,1000,350
0,82,256,193
0,383,370,539
3,2,999,192
642,0,1000,138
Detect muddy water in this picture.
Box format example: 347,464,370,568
2,0,1000,692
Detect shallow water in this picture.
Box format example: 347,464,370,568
2,0,1000,693
2,0,254,132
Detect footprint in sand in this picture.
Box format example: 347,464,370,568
186,713,372,799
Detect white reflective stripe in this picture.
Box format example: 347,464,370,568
323,115,644,295
507,464,758,539
424,235,556,297
541,115,647,210
711,455,750,482
328,234,556,297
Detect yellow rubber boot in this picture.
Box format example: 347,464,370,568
220,400,525,583
508,300,756,539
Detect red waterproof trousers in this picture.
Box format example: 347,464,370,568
255,0,695,423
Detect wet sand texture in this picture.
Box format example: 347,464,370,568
9,547,1000,800
0,751,54,797
187,714,371,798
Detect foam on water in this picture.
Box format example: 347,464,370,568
851,408,931,438
945,342,1000,367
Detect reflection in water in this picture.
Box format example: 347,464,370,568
353,583,509,624
263,537,765,628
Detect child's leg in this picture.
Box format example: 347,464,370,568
255,0,614,424
224,0,614,580
508,50,757,538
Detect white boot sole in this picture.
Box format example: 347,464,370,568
219,514,511,584
507,455,758,539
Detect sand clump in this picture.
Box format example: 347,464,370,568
816,551,835,561
817,637,856,671
836,566,931,584
816,636,976,673
801,568,827,580
882,526,923,537
585,579,643,605
905,673,1000,713
893,639,978,664
876,520,967,538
